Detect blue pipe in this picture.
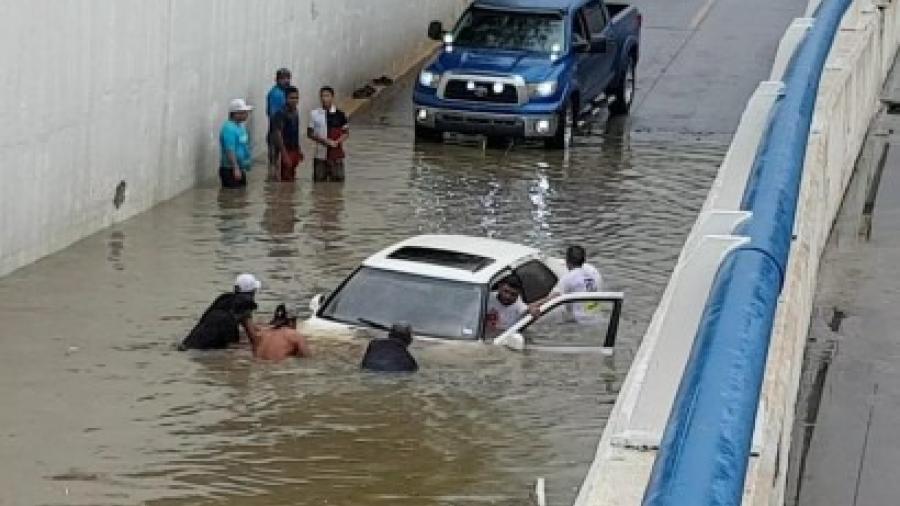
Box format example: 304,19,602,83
642,0,853,504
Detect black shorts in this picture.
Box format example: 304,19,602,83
313,159,345,182
219,167,247,188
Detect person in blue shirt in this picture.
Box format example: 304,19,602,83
266,68,292,178
219,98,254,188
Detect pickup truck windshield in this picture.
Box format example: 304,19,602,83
453,8,565,53
321,267,485,340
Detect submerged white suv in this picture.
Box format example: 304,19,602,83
305,235,623,353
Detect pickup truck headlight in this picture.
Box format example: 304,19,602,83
528,81,558,98
419,70,441,88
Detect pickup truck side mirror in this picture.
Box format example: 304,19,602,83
574,38,591,53
591,36,610,53
427,21,444,41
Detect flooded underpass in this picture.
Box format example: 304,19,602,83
0,79,727,505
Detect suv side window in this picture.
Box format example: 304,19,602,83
582,0,608,36
514,260,559,304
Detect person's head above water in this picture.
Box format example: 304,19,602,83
269,303,298,329
566,245,587,269
234,273,261,294
388,322,413,347
495,275,523,307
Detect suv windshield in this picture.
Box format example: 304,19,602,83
453,8,565,53
320,267,486,340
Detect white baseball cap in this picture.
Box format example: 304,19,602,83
229,98,254,113
234,273,261,293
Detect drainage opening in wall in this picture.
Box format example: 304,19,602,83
113,181,127,210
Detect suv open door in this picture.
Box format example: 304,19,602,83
493,291,624,354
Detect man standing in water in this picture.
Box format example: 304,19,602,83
551,245,605,322
308,86,349,182
219,99,254,188
180,274,261,350
361,323,418,372
269,86,304,182
266,68,292,177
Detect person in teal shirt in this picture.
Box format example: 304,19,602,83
219,98,254,188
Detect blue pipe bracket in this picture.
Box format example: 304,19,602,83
642,0,853,504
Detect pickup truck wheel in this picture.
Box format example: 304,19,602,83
545,99,575,150
609,58,636,116
414,124,443,143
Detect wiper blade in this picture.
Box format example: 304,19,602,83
357,318,390,332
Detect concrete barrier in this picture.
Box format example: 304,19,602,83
0,0,468,278
571,63,788,506
571,0,900,503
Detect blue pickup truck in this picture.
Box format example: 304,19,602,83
413,0,641,149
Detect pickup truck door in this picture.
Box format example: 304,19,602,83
572,10,603,107
582,0,617,94
493,291,624,354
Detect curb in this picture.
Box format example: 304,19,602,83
339,42,440,118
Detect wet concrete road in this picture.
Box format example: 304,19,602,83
790,109,900,506
0,1,805,504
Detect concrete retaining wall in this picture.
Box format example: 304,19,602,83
744,0,900,503
0,0,468,277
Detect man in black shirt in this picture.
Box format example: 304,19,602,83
269,86,304,182
361,323,418,372
180,274,261,350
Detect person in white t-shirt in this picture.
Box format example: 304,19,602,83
485,275,540,334
550,246,604,323
559,245,603,293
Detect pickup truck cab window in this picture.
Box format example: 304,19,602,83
573,11,590,45
583,0,609,35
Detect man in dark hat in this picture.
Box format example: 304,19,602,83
361,323,418,372
179,274,261,350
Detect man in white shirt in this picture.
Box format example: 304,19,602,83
485,275,540,334
559,245,602,293
554,246,604,322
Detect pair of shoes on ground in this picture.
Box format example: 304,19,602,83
352,84,377,99
351,76,395,99
373,75,394,86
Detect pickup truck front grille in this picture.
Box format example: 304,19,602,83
442,78,520,104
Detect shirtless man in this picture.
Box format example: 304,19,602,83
250,305,312,362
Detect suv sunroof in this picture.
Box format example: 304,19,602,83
387,247,495,272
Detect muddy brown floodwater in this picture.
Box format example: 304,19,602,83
0,95,725,505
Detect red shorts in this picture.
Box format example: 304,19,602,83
280,148,303,181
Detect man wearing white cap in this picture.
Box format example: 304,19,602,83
180,273,262,350
219,98,254,188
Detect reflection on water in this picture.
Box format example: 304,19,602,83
0,110,725,505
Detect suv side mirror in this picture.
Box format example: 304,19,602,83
428,21,444,41
309,293,325,313
592,36,609,53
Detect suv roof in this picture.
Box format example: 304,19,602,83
363,235,540,284
472,0,583,13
